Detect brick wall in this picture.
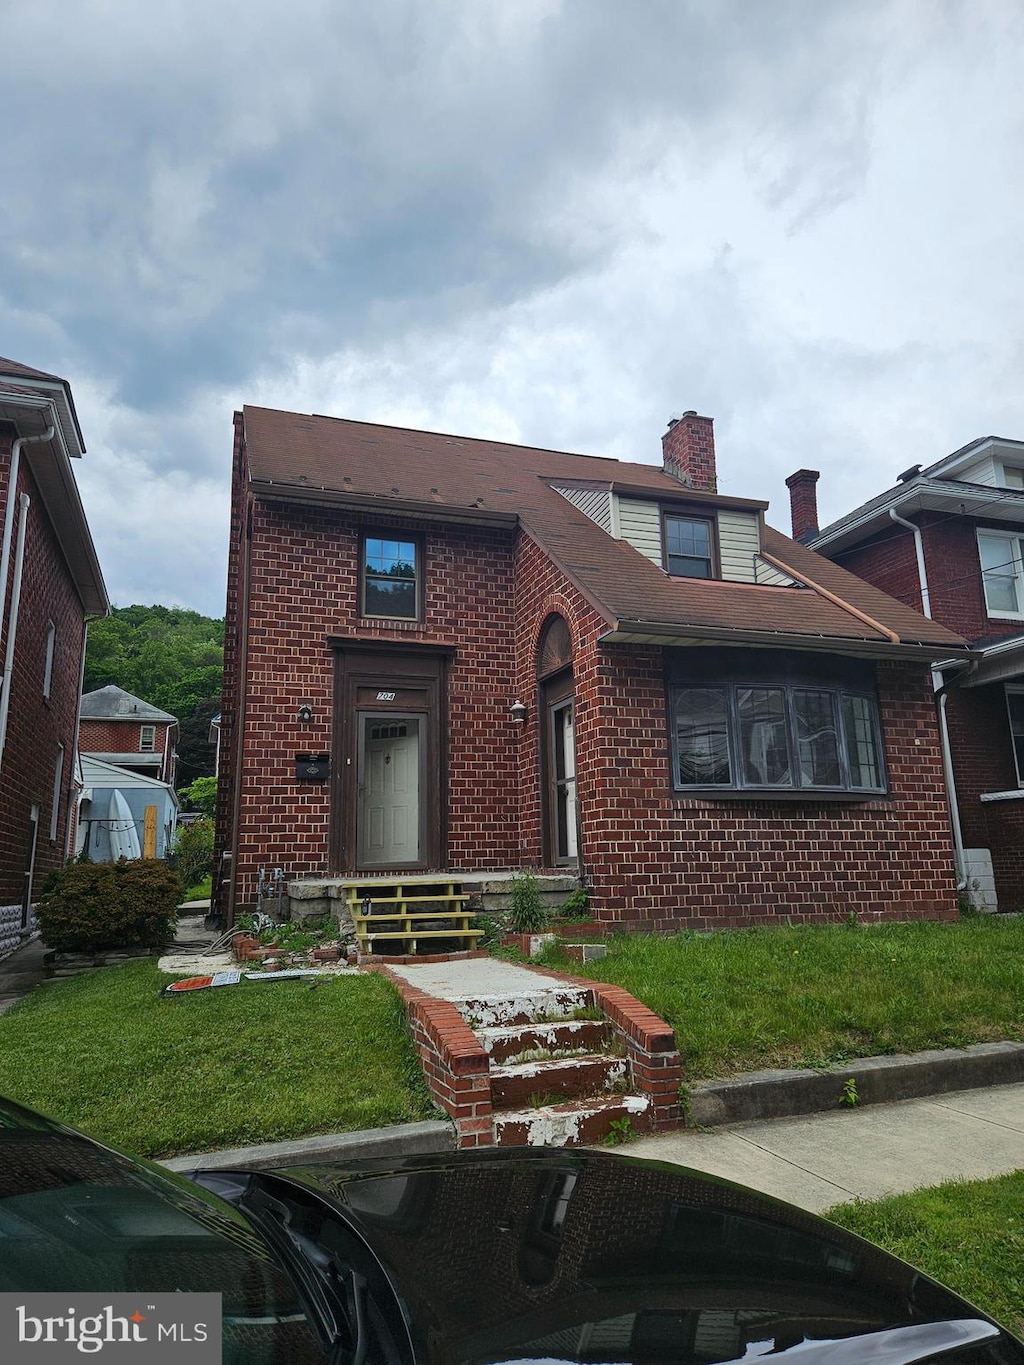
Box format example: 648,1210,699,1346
219,465,959,928
221,490,520,913
79,718,173,755
512,532,957,926
0,436,85,907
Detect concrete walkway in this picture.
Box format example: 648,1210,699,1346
626,1082,1024,1212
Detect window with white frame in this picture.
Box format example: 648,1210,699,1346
50,743,64,841
140,724,156,752
42,621,55,699
669,649,886,796
1003,467,1024,489
1006,688,1024,787
977,530,1024,618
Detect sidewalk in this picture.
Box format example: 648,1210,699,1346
626,1082,1024,1211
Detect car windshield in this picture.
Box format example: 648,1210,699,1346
0,1114,328,1364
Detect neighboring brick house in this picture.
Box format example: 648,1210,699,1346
0,358,107,952
79,685,178,786
214,406,968,931
795,436,1024,911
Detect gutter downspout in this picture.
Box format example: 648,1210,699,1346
888,506,967,891
0,493,31,771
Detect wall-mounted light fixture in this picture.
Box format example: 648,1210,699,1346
297,704,313,724
510,700,528,724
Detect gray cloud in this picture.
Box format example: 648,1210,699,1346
1,0,1022,613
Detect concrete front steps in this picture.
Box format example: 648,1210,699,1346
452,984,649,1147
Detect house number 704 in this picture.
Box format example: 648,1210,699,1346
376,691,397,701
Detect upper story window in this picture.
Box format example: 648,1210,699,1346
361,534,421,619
1003,466,1024,489
977,529,1024,618
663,513,715,579
140,725,156,752
669,649,886,797
42,621,55,699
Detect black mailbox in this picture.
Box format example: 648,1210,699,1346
295,752,330,782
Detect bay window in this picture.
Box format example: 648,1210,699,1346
670,649,886,796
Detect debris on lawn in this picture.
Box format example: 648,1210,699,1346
161,970,243,996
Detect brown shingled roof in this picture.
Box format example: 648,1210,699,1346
0,356,64,383
241,406,968,658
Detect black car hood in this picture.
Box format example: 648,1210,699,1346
242,1147,1020,1365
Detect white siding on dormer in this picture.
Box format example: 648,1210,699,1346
955,455,999,487
717,509,760,583
754,558,801,587
552,484,614,532
617,497,663,563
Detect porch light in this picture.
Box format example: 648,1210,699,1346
296,704,313,724
510,700,528,723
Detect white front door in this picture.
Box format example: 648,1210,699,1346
358,716,422,867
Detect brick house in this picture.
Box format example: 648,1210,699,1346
79,685,178,786
214,406,968,932
0,358,107,952
795,435,1024,911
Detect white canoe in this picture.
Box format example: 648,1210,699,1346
108,789,142,860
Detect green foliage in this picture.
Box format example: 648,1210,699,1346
181,776,217,817
0,961,434,1158
171,819,214,890
176,698,221,788
36,862,179,953
556,887,590,921
535,918,1024,1081
84,604,223,727
828,1172,1024,1338
602,1115,635,1146
509,872,548,933
839,1077,859,1107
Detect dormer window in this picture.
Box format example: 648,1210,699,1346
663,513,715,579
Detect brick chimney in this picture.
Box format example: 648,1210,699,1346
785,469,820,543
662,411,716,492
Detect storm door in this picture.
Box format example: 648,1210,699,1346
537,614,579,869
357,715,424,868
330,643,450,873
549,697,578,864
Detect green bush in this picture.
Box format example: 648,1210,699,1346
37,861,180,953
180,776,217,818
171,818,214,889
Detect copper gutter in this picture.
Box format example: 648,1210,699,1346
759,550,900,644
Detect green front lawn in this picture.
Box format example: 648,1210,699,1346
538,917,1024,1078
828,1172,1024,1339
0,960,434,1159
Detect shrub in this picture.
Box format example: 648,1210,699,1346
509,872,548,933
171,818,214,889
37,861,180,953
180,776,217,818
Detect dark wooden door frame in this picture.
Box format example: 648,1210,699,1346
540,665,578,868
329,640,453,873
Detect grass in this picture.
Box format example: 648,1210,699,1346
827,1172,1024,1338
536,917,1024,1078
180,875,212,902
0,960,434,1159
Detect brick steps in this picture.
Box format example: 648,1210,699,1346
490,1053,627,1107
493,1094,651,1147
374,962,683,1149
451,986,646,1146
477,1018,611,1064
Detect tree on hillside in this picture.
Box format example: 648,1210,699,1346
85,606,224,781
85,605,223,721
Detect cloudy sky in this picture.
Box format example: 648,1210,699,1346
3,0,1023,617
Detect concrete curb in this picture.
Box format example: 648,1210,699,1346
688,1041,1024,1127
159,1119,455,1174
